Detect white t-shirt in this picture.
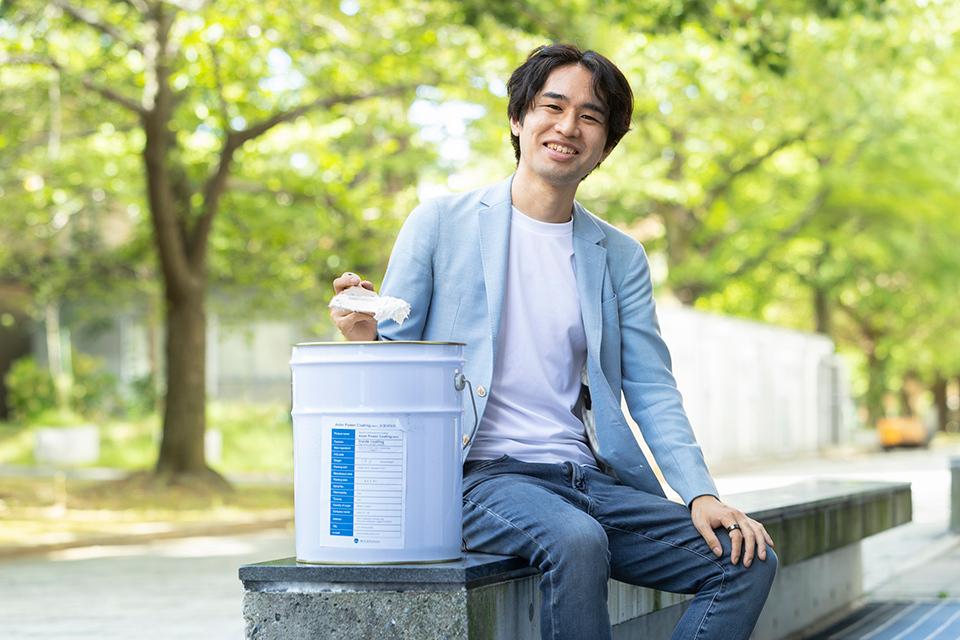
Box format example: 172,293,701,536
465,207,595,466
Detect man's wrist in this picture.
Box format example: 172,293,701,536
689,494,719,509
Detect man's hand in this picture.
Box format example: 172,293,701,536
690,495,774,567
330,272,378,342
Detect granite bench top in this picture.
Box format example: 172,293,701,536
240,478,911,591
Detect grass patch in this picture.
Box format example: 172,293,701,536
0,474,293,549
0,402,296,550
74,473,293,512
0,475,292,512
209,402,293,475
97,417,162,469
0,423,34,466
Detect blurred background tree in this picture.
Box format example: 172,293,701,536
2,0,958,484
0,0,525,485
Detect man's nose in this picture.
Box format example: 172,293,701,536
555,111,579,136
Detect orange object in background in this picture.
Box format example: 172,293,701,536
877,416,929,448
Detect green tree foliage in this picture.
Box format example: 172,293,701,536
2,0,958,470
0,0,525,483
574,0,960,424
453,0,960,425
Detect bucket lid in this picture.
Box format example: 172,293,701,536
293,341,465,346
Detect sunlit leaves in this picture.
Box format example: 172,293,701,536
3,0,959,428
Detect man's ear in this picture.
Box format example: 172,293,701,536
510,118,522,137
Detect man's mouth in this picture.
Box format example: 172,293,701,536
546,143,578,155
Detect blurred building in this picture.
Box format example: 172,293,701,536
37,311,319,406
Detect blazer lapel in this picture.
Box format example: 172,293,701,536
478,177,513,361
572,203,607,360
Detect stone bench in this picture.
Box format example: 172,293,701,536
239,479,911,640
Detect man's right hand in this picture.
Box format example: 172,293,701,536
330,272,379,341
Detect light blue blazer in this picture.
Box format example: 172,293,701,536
379,175,718,505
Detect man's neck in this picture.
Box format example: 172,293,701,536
510,169,579,223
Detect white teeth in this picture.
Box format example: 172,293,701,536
546,143,576,155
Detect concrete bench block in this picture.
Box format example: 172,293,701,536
240,479,912,640
725,479,913,568
244,589,471,639
241,554,540,640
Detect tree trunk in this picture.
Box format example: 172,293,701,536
932,375,949,432
813,286,831,335
865,350,887,427
948,374,960,431
658,131,700,304
155,283,208,475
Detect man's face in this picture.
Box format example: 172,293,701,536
511,64,612,188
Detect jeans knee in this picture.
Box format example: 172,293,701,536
740,545,778,594
758,545,778,584
546,520,610,577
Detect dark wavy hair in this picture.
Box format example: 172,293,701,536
507,43,634,165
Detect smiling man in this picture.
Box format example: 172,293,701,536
331,43,777,640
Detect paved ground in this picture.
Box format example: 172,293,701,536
805,601,960,640
0,530,295,640
0,442,958,639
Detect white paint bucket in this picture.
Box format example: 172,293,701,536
290,341,467,564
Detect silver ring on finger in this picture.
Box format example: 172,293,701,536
726,523,741,533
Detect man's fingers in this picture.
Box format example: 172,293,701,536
691,496,775,568
737,520,774,567
760,524,775,549
740,526,755,567
332,310,378,342
754,525,767,562
332,308,373,324
727,524,743,565
330,271,379,342
755,522,773,561
333,272,364,294
698,525,723,558
334,308,376,325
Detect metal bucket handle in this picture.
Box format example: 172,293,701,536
454,373,479,450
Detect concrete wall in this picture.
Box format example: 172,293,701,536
657,305,853,466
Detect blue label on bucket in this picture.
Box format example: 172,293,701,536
321,419,406,548
329,428,357,536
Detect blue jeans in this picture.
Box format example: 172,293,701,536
462,456,777,640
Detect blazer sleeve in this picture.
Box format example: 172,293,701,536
615,244,718,505
377,199,440,342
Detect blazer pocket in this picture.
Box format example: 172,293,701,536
601,295,619,320
599,295,621,368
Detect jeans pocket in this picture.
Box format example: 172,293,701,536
462,455,510,494
464,454,510,476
